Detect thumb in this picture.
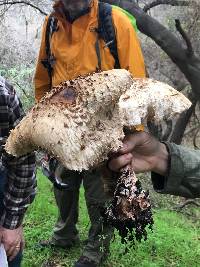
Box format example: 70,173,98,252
119,132,146,154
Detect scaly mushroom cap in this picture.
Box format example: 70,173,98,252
5,69,191,171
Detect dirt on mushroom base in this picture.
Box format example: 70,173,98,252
102,168,154,244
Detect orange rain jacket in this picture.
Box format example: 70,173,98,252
34,0,146,101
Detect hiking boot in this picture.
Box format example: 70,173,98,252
74,256,98,267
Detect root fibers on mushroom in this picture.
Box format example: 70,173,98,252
102,168,153,244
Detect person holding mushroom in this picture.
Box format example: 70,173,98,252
33,0,146,266
107,131,200,198
0,76,36,267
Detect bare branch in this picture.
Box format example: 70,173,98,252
193,128,200,149
15,81,29,99
170,99,197,144
0,1,47,15
175,19,194,57
0,3,11,17
143,0,191,13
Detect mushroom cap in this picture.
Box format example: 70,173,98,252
5,69,191,171
119,78,191,126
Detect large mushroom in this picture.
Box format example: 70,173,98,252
5,69,191,170
5,69,191,243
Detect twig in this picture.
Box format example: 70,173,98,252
15,81,29,99
0,1,47,15
0,3,11,17
143,0,191,13
193,128,200,149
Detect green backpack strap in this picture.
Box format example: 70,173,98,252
112,5,138,32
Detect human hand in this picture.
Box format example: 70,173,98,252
108,131,169,176
0,225,24,261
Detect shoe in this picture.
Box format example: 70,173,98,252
74,256,98,267
38,237,79,249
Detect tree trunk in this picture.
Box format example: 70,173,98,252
103,0,200,143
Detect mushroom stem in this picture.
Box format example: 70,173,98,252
102,167,153,243
5,114,35,156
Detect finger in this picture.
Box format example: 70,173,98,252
119,132,148,154
5,243,15,256
108,153,133,172
5,235,21,258
6,242,20,261
8,246,21,262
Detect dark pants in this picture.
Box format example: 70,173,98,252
53,165,113,264
0,170,23,267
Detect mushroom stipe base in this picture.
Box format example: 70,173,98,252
102,168,154,244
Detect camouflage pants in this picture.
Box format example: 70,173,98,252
52,165,113,264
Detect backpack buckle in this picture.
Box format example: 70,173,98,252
103,40,114,49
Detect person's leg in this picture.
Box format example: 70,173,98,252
75,169,113,266
52,165,82,247
0,170,23,267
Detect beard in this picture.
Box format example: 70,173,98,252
61,0,91,18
